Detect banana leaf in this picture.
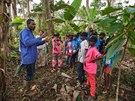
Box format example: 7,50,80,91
128,48,135,57
112,50,124,67
101,6,122,16
69,22,80,32
64,0,82,20
106,38,125,59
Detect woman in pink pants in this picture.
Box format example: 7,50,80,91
84,36,102,100
51,34,63,72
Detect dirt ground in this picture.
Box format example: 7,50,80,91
4,53,135,101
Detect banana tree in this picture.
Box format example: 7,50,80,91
99,6,135,61
50,0,82,33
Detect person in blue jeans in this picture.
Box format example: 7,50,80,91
19,19,47,95
65,35,73,67
71,35,80,67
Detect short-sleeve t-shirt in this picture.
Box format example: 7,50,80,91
84,46,101,74
78,40,89,63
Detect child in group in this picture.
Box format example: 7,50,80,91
65,35,73,67
103,55,113,94
52,34,63,72
77,32,82,44
84,36,102,100
102,49,120,94
71,35,80,67
99,32,106,54
91,31,100,49
77,32,89,85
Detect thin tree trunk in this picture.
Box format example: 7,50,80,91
86,0,90,12
42,0,54,35
116,37,129,101
107,0,115,7
27,0,30,18
22,0,25,18
12,0,17,18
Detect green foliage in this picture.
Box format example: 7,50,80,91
106,33,124,49
32,3,42,12
99,6,135,58
88,7,97,22
128,48,135,57
69,22,79,32
51,0,69,11
52,18,65,23
101,6,122,16
106,38,125,59
10,51,19,59
106,22,123,33
112,50,124,67
126,6,135,14
64,5,76,21
64,0,82,20
12,16,25,26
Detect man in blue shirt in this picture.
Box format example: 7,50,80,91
18,19,47,95
71,35,80,67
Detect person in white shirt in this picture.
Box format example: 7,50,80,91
77,32,89,85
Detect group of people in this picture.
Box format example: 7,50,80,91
18,19,118,100
51,29,113,100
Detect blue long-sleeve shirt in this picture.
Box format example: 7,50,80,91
19,28,45,64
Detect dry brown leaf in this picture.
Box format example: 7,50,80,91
52,84,57,93
31,85,37,91
73,90,80,101
65,85,74,94
60,84,66,94
61,72,72,79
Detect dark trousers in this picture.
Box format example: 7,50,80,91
19,62,36,81
71,52,78,64
66,56,72,65
77,62,85,84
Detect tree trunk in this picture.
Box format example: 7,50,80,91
86,0,91,28
27,0,30,18
86,0,90,12
107,0,115,7
0,0,10,100
42,0,54,35
12,0,17,18
22,0,25,18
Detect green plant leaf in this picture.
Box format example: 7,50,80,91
52,18,65,23
106,23,123,33
112,50,124,67
99,17,116,27
69,22,80,32
126,6,135,14
106,38,125,59
51,0,69,11
64,0,82,20
106,33,124,49
101,7,122,16
128,48,135,57
31,3,42,12
64,5,76,20
88,7,96,22
12,16,25,26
